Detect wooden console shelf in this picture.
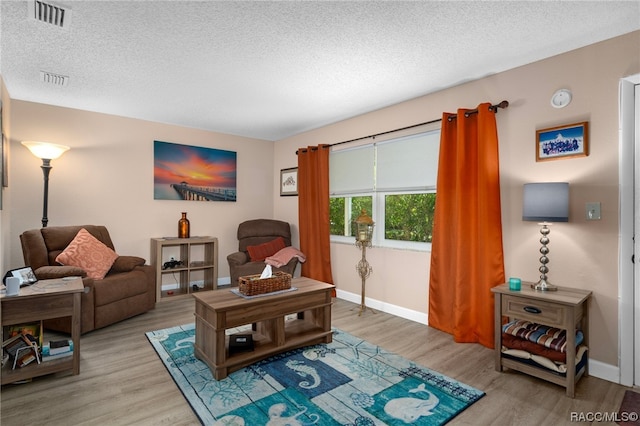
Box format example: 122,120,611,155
193,277,334,380
492,283,591,397
1,278,83,385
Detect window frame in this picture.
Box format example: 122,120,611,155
375,189,435,251
329,193,374,245
328,127,440,252
329,190,435,252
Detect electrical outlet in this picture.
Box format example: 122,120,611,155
586,202,601,220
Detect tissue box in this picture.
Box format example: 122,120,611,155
238,271,292,296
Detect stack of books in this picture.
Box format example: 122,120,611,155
2,334,40,368
2,322,43,369
41,339,73,362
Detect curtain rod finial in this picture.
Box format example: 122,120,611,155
489,100,509,113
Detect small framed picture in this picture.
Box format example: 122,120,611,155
536,121,589,162
280,167,298,196
3,267,37,286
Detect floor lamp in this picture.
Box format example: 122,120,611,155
354,209,375,315
522,182,569,291
22,141,70,228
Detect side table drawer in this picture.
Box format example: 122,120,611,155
501,295,566,327
2,293,75,323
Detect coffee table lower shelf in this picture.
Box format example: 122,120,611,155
194,321,333,380
192,277,335,380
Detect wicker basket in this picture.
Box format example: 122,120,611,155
238,271,292,296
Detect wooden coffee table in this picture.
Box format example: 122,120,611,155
193,277,334,380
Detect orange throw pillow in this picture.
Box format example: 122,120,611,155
246,237,286,262
55,228,118,279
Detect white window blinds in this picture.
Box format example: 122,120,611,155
329,145,374,194
376,131,440,191
329,129,440,194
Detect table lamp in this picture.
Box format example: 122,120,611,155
522,182,569,291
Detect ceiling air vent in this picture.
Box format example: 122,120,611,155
28,0,72,29
40,71,69,87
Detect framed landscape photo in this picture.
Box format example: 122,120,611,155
536,121,589,162
153,140,237,202
280,167,298,196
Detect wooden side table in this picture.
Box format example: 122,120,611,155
1,278,83,385
491,282,591,397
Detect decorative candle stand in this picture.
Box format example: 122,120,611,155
354,209,375,316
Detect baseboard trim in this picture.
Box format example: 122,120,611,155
335,289,621,385
588,358,620,384
335,289,428,325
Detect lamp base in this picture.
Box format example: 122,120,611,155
531,279,558,291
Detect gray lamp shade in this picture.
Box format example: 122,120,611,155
522,182,569,222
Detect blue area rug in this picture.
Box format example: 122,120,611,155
146,324,484,425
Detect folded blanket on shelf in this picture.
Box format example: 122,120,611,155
502,333,566,362
501,344,588,375
502,319,583,353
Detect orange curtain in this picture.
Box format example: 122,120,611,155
297,145,335,295
428,103,505,348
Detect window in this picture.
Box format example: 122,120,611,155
329,129,440,250
329,195,372,237
384,192,436,243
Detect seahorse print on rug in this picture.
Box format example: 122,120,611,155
285,360,321,389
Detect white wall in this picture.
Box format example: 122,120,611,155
6,101,275,283
274,31,640,371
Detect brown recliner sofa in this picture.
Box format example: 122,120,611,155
20,225,156,334
227,219,300,286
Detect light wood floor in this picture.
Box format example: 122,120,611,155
1,296,635,425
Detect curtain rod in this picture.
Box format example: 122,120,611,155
296,100,509,154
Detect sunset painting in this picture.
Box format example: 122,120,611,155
153,141,237,201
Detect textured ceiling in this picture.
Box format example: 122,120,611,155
1,1,639,141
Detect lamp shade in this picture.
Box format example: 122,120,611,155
22,141,70,160
522,182,569,222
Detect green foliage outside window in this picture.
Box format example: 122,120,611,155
384,193,436,242
329,196,372,237
330,194,434,243
329,197,345,235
